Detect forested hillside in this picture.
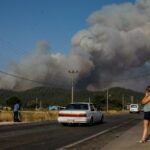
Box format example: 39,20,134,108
0,87,144,110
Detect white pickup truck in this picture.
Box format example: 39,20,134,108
129,104,140,113
57,102,104,126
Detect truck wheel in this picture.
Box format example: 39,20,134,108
61,123,68,126
100,115,104,123
89,117,93,126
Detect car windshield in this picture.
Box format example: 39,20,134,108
65,104,88,110
131,105,138,108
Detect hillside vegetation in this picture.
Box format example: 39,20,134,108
0,87,144,110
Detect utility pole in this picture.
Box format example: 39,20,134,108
131,96,134,104
68,70,78,103
122,95,125,111
106,88,109,112
36,98,38,110
40,100,42,110
89,97,91,103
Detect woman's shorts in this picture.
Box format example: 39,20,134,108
144,112,150,120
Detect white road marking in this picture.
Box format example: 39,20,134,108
57,120,134,150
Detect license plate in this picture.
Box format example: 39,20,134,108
67,119,74,123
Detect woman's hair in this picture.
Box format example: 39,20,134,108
146,86,150,92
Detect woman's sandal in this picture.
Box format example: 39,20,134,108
139,139,146,143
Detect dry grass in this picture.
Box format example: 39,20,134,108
0,110,127,122
104,110,128,116
0,111,13,122
0,111,58,122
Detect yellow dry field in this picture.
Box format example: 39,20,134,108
0,111,58,122
0,110,126,122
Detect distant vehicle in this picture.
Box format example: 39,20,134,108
129,104,140,113
57,102,104,126
48,105,65,111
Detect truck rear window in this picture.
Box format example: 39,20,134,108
66,104,88,110
130,105,138,108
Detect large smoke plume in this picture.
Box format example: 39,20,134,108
1,0,150,91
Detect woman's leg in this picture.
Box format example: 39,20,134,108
142,119,149,140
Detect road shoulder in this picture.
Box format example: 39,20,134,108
64,117,141,150
101,121,150,150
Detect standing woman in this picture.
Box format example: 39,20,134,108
13,100,20,122
140,86,150,143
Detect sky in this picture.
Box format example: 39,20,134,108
0,0,136,56
3,0,150,92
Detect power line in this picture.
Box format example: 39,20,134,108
0,70,54,87
0,69,150,89
0,35,150,87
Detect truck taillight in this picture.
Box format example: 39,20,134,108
58,113,87,117
58,113,65,117
79,113,87,117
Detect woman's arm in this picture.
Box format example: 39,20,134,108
141,94,150,105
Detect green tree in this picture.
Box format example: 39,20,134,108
109,98,122,110
6,96,22,108
92,95,106,110
26,100,37,108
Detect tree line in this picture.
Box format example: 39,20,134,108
0,86,144,110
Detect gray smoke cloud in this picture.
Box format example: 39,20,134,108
1,0,150,91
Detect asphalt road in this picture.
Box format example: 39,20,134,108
0,112,143,150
